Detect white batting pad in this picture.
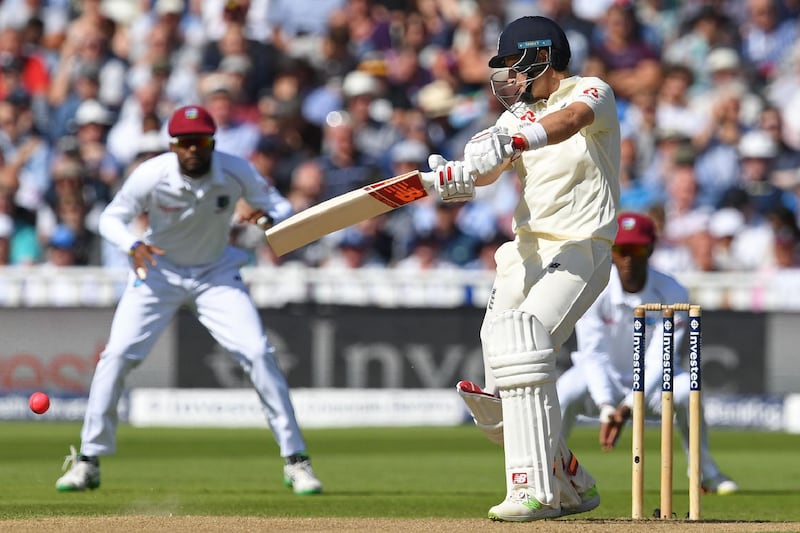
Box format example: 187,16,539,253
486,310,557,388
501,384,560,506
485,310,561,507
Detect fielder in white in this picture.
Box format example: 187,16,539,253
557,211,738,494
56,105,322,495
428,16,621,521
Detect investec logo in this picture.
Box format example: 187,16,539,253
632,317,644,392
688,317,701,391
662,318,673,391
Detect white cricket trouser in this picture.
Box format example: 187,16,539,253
481,235,612,395
557,365,724,481
80,246,306,458
480,234,612,507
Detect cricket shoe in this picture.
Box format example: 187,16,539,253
702,474,739,495
559,484,601,517
488,487,561,522
56,445,100,491
283,455,322,495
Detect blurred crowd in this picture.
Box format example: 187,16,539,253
0,0,799,277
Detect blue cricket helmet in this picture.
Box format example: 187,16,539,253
488,16,571,72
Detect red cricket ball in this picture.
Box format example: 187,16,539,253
29,392,50,414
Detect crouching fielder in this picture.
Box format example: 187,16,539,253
428,16,621,521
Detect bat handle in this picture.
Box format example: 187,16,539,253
510,134,527,154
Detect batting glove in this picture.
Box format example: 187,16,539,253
428,154,474,203
463,126,515,177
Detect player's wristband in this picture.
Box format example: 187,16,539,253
599,404,616,424
129,241,143,256
519,122,548,150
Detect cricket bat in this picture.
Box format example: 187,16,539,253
264,137,525,256
265,170,436,256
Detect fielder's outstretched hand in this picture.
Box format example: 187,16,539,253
599,404,631,451
428,154,474,202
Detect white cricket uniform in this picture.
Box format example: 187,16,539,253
479,76,620,510
557,264,725,481
80,150,305,458
483,75,621,379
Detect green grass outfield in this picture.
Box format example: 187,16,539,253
1,422,799,522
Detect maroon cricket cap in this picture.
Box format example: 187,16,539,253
167,105,216,137
615,212,656,246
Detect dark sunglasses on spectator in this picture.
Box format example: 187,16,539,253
612,244,650,257
170,136,214,149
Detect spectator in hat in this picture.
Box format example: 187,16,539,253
378,138,438,263
43,141,109,258
692,85,749,208
414,79,459,158
341,70,402,174
729,129,784,217
44,223,79,267
72,99,121,205
708,207,747,271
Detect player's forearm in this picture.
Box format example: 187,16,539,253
534,103,594,145
98,206,141,253
473,166,507,186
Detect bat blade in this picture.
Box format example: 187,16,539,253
266,170,433,256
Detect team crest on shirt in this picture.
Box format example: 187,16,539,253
216,195,230,211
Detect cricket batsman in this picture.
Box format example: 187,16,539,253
427,16,621,521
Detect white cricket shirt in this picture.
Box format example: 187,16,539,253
99,151,292,266
497,76,621,242
571,264,689,407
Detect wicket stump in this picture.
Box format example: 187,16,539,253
631,303,702,521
